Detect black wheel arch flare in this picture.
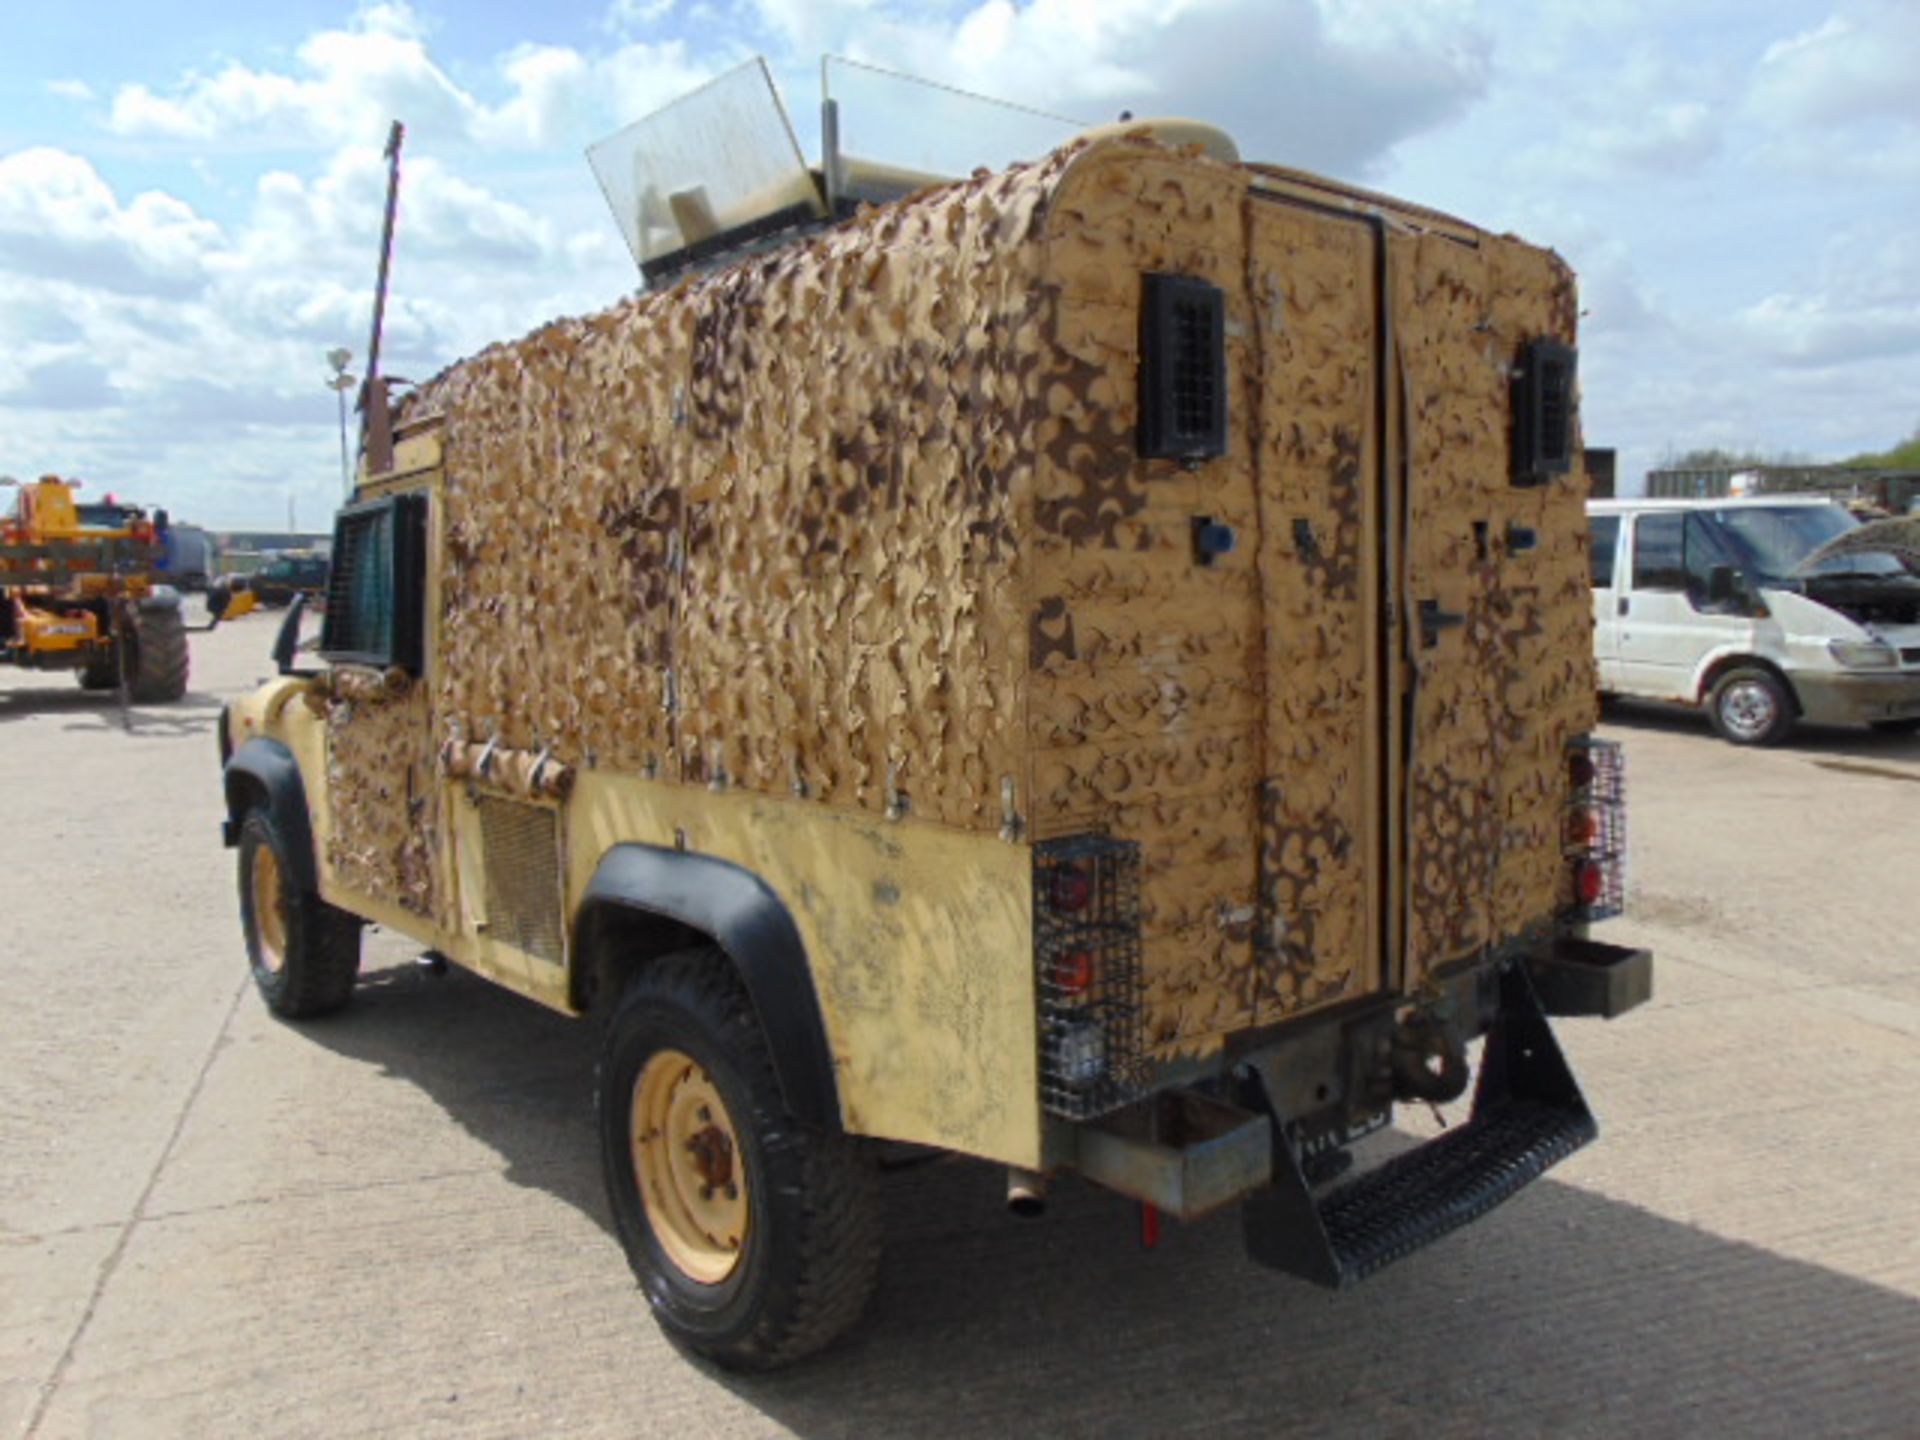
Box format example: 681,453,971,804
222,737,320,894
574,844,841,1133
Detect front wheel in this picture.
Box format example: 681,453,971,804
1708,666,1796,746
125,602,189,703
238,810,361,1016
597,948,881,1371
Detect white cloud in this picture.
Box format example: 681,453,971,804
1748,2,1920,177
1739,231,1920,368
750,0,1490,177
1753,4,1920,127
1581,99,1719,174
0,129,632,524
107,5,475,146
605,0,679,34
104,3,708,153
1511,42,1729,181
46,79,95,102
0,149,221,295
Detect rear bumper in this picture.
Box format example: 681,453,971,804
1525,934,1652,1019
1793,670,1920,727
1066,940,1648,1287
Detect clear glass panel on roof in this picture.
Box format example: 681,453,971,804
586,57,822,273
823,56,1084,204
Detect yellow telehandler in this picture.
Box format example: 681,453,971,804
0,474,218,701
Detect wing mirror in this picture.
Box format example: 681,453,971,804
272,593,314,676
1706,564,1742,608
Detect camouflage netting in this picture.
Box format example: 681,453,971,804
342,133,1595,1060
324,684,439,917
406,148,1076,833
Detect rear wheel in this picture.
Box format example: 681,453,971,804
1707,666,1795,746
125,603,189,702
238,810,361,1017
597,948,881,1371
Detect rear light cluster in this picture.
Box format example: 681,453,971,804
1564,737,1626,921
1033,835,1145,1120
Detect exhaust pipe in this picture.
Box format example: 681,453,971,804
1006,1168,1047,1217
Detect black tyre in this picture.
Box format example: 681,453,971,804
126,603,190,703
77,654,118,691
1707,666,1795,746
237,810,361,1017
597,948,881,1371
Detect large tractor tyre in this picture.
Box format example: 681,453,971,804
597,948,881,1371
1707,666,1796,746
125,603,190,703
237,810,362,1018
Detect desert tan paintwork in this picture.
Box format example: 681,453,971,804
248,129,1594,1171
567,773,1040,1165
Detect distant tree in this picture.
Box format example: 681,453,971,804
1841,422,1920,470
1657,445,1811,471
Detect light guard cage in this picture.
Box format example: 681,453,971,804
1033,835,1146,1120
1567,736,1627,921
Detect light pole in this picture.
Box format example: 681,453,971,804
326,347,356,494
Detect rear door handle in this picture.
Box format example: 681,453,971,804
1418,599,1466,649
1617,595,1629,615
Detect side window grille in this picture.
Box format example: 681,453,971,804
1139,273,1227,461
319,492,426,672
1512,337,1577,485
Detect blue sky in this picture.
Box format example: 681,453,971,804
1,0,1916,526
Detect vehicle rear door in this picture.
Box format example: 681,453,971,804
1244,193,1388,1024
1389,227,1592,987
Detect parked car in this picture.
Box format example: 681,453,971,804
1589,495,1920,743
248,553,329,607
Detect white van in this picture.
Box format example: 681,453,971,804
1588,496,1920,744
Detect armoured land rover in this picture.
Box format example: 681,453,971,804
219,61,1651,1369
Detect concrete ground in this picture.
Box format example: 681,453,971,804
3,613,1917,1439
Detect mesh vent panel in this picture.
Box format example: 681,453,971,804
477,797,566,963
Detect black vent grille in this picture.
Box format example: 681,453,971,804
1034,835,1145,1120
1511,336,1577,485
476,796,566,963
1139,273,1227,461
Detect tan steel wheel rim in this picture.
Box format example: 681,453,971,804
251,845,288,974
632,1049,749,1284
